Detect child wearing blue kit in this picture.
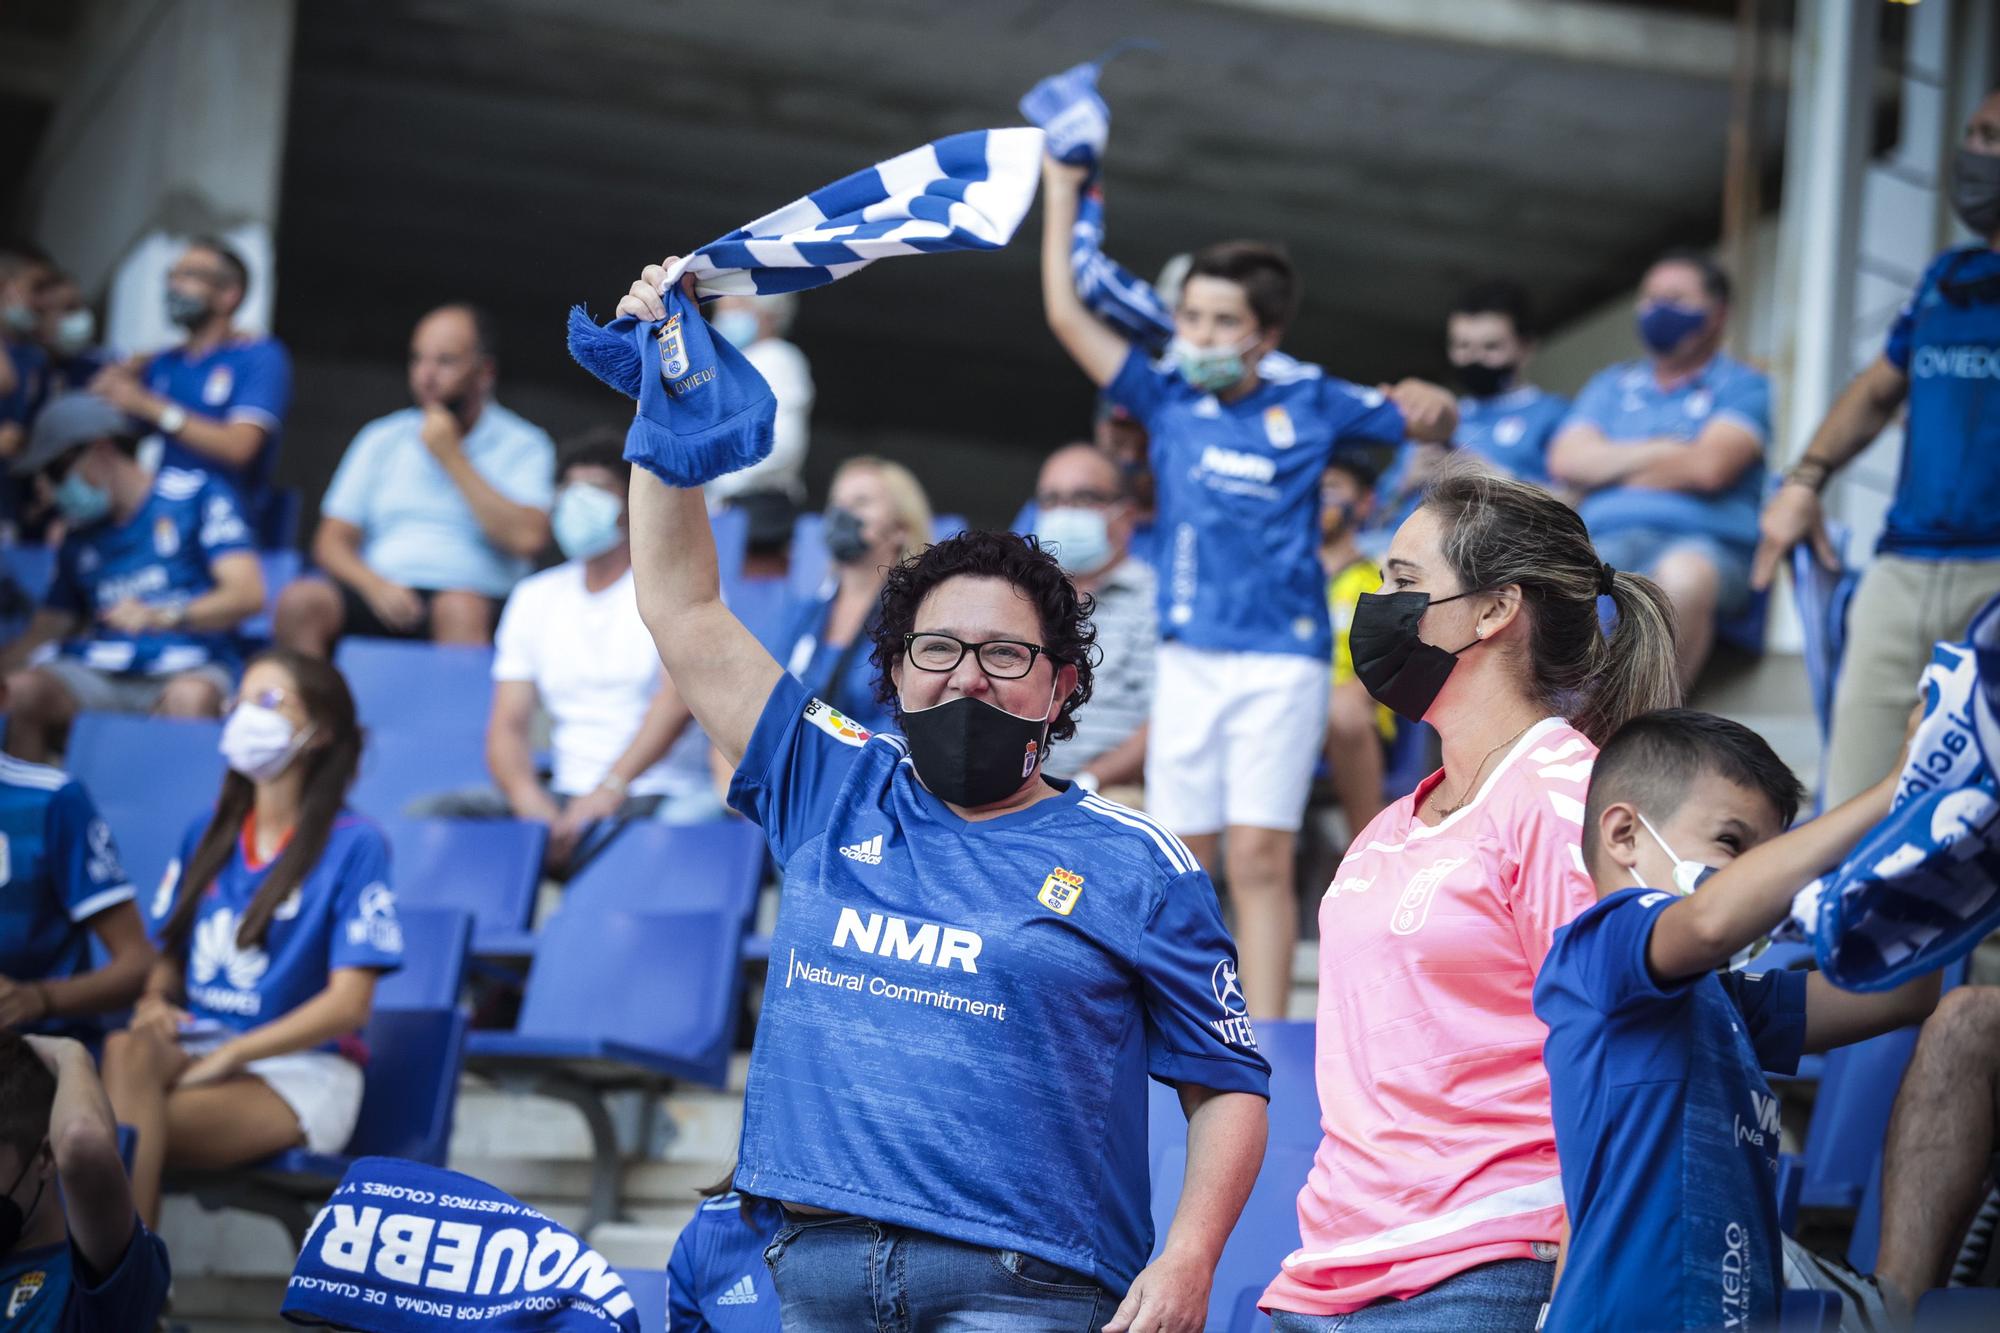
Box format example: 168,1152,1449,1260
1534,709,1940,1332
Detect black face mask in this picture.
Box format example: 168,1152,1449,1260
1951,147,2000,238
900,689,1055,807
0,1145,47,1257
1452,360,1517,399
824,506,871,565
164,289,210,330
1349,589,1484,722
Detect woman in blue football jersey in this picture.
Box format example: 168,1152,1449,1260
101,650,402,1227
615,259,1271,1333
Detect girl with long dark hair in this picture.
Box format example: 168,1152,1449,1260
101,649,403,1226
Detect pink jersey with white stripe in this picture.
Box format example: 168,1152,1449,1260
1263,717,1598,1315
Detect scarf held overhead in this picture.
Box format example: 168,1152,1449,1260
568,126,1044,486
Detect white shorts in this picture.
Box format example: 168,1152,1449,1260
181,1036,364,1155
1143,642,1330,835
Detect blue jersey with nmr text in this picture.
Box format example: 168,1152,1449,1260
143,335,291,519
727,674,1270,1293
46,467,253,677
0,1221,171,1333
1455,385,1569,486
1534,889,1808,1333
1107,347,1405,659
1881,246,2000,558
148,812,402,1045
1564,354,1771,552
0,758,133,1015
666,1192,781,1331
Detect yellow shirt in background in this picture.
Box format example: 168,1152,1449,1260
1327,555,1396,742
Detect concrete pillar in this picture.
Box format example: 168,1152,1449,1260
22,0,296,345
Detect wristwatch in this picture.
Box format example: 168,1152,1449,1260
157,403,188,435
598,773,630,798
1786,458,1831,494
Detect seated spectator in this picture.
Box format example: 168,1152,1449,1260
0,243,54,478
1318,455,1393,842
36,273,110,398
702,294,813,506
0,394,264,762
728,487,799,582
668,1174,781,1330
86,237,292,537
0,1032,172,1330
762,456,932,736
1549,251,1771,687
275,303,554,656
103,649,401,1228
1445,279,1569,487
1030,443,1154,798
412,434,719,872
1536,709,1940,1332
0,743,153,1040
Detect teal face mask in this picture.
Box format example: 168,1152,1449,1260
1170,334,1256,394
54,470,112,526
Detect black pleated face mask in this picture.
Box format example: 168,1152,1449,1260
1348,589,1484,722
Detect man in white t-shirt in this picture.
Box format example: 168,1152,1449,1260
702,295,814,504
410,433,718,871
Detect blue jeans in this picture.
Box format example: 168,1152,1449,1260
1268,1258,1552,1332
763,1209,1121,1331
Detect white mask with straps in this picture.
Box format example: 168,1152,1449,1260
1632,810,1770,970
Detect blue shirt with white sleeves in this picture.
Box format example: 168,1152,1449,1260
1563,354,1772,553
0,757,133,1019
1534,888,1808,1333
319,402,555,599
1879,245,2000,559
143,335,292,521
726,672,1270,1292
1106,347,1406,659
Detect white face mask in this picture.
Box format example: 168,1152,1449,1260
1633,810,1769,970
219,703,313,782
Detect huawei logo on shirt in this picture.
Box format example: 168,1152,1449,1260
191,907,269,992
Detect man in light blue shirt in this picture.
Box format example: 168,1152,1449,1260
275,304,554,655
1550,250,1770,687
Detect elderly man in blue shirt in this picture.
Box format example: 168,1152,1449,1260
275,303,555,655
1753,87,2000,806
1549,250,1771,687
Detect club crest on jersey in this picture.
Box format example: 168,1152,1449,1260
203,366,233,406
1495,416,1526,445
657,314,691,382
803,698,871,746
6,1271,44,1317
1263,405,1296,449
1021,739,1040,778
1037,866,1084,916
154,515,181,558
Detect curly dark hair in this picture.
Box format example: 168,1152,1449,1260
869,529,1097,743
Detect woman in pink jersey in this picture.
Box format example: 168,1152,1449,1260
1264,469,1679,1328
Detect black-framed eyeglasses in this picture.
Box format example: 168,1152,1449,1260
902,632,1053,680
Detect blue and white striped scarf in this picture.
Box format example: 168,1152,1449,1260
1787,590,2000,990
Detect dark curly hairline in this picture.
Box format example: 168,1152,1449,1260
868,530,1098,744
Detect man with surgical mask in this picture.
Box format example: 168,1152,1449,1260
1752,86,2000,808
1549,250,1771,688
1030,443,1154,796
0,1033,172,1331
701,294,814,506
34,275,110,400
86,238,292,541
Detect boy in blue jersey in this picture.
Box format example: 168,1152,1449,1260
0,1032,172,1331
1535,710,1941,1333
1549,250,1771,689
0,394,264,763
1755,87,2000,809
667,1183,781,1331
0,753,153,1040
1038,152,1457,1019
85,237,291,539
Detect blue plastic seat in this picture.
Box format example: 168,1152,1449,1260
333,639,495,736
371,907,472,1010
1791,521,1858,745
787,512,970,600
711,503,749,585
1149,1020,1318,1331
1915,1287,2000,1329
564,819,766,921
1780,1289,1843,1332
615,1268,668,1332
2,544,55,602
467,903,746,1232
376,817,546,956
236,548,303,647
66,713,224,897
347,725,490,822
723,573,794,654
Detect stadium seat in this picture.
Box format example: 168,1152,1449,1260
1915,1287,2000,1329
1149,1019,1317,1332
236,547,303,647
616,1268,668,1332
371,906,473,1010
1780,1289,1843,1332
1717,585,1770,656
711,501,749,585
723,572,794,653
376,817,546,957
346,724,490,822
1381,720,1436,802
1791,521,1858,745
466,903,747,1232
787,512,971,600
563,819,766,921
2,543,56,603
66,713,224,902
333,638,495,736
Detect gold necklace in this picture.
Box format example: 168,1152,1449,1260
1430,721,1536,818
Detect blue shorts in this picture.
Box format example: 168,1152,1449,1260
1590,527,1754,617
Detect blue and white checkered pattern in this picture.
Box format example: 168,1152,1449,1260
1787,590,2000,991
663,128,1046,299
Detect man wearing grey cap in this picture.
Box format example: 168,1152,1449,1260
0,393,264,761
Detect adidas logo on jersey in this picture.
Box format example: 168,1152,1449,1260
839,834,884,865
716,1275,759,1306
